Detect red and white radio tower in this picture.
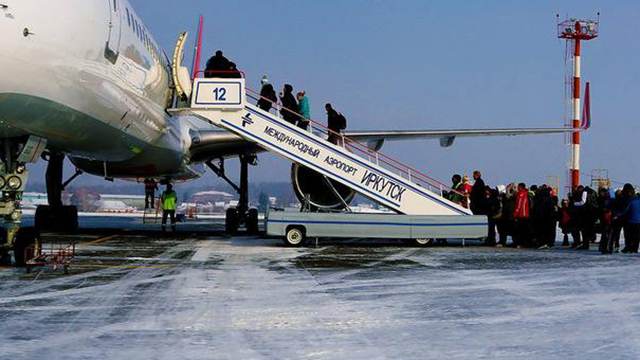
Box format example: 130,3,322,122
557,16,599,190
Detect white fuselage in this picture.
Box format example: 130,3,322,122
0,0,215,179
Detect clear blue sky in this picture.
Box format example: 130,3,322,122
35,0,640,191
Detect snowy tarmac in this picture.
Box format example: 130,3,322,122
1,217,639,360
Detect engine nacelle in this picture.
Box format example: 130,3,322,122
291,163,356,210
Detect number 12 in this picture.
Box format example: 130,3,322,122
213,88,227,101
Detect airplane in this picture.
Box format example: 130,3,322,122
0,0,577,265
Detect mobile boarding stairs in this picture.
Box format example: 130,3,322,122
169,76,487,241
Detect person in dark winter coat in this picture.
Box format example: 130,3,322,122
228,62,241,78
485,187,501,246
257,83,277,112
325,103,345,145
532,185,558,249
497,184,516,247
205,50,231,78
619,184,640,253
280,84,298,125
597,188,614,254
470,171,487,215
610,189,629,252
583,186,599,245
570,185,590,250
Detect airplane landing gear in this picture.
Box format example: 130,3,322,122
207,154,260,235
0,139,34,266
34,152,78,232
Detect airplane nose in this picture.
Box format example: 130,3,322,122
0,2,45,96
0,1,109,100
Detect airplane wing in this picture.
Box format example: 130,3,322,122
187,127,576,160
344,128,576,150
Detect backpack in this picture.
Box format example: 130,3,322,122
584,188,599,216
336,113,347,130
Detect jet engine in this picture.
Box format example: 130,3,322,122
290,163,356,210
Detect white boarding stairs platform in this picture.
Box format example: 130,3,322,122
175,78,472,216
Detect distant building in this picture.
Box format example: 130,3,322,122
100,194,145,209
190,191,235,204
187,191,237,214
23,192,145,211
95,199,136,213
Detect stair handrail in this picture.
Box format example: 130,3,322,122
243,87,465,200
194,70,246,78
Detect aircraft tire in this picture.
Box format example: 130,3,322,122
225,208,239,235
35,205,78,232
61,206,79,232
0,249,11,266
246,208,259,235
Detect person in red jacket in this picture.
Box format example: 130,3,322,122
558,199,572,246
513,183,531,248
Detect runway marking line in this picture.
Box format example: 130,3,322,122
72,264,174,270
87,235,118,245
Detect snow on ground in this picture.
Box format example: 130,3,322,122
1,229,639,360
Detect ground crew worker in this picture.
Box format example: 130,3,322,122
161,184,178,232
144,178,158,209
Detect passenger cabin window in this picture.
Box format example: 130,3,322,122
126,8,131,27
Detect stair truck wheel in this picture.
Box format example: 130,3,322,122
225,208,239,235
284,226,306,247
13,228,39,267
246,208,259,235
413,238,434,247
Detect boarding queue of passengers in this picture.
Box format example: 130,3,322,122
205,50,348,144
447,171,640,254
204,51,640,254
